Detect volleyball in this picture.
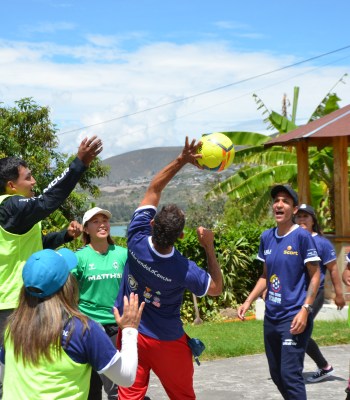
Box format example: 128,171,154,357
197,133,235,171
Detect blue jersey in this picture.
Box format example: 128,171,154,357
257,225,320,321
0,317,118,373
312,234,336,289
347,252,350,263
115,206,210,341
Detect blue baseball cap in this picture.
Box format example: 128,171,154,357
22,248,77,298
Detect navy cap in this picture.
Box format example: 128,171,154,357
271,184,298,206
22,248,77,298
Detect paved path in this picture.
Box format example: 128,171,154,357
103,344,350,399
144,344,350,399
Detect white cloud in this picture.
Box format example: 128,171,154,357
22,21,76,34
0,36,349,159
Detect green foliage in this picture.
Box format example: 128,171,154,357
0,98,109,231
176,222,266,323
184,319,349,360
112,236,127,247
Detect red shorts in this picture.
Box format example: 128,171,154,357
117,331,195,400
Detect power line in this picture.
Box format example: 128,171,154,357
105,55,350,141
58,44,350,135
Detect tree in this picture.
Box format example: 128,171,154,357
0,98,109,231
207,76,348,231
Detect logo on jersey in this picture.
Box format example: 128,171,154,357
128,275,138,290
282,338,297,346
269,274,281,292
113,261,120,269
152,299,161,308
284,245,298,256
268,274,282,304
264,249,272,255
143,287,152,299
88,263,96,270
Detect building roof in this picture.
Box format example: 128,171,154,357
265,104,350,148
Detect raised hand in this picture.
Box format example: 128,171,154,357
197,226,214,249
113,293,145,330
178,136,203,168
78,136,103,166
66,220,83,239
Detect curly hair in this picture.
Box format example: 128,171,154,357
152,204,185,248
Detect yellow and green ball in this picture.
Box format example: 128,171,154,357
197,132,235,171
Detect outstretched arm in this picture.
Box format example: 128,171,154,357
290,260,320,335
326,260,345,309
102,293,144,387
197,227,223,296
342,259,350,286
237,264,267,321
139,137,201,208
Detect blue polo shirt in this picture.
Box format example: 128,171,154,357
257,225,320,321
115,206,210,341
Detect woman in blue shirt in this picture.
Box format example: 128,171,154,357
295,204,345,383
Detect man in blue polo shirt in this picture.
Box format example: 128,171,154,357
238,184,321,400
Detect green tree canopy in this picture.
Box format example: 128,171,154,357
0,97,109,231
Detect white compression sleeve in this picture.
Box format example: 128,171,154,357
100,327,138,387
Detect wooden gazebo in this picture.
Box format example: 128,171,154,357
265,104,350,282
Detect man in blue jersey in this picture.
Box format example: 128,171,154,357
238,184,321,400
115,137,223,400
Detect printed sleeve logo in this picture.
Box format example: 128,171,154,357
306,248,318,258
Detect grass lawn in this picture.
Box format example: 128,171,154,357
184,318,350,361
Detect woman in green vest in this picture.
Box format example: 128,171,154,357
0,248,144,400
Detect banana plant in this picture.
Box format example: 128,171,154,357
206,75,348,230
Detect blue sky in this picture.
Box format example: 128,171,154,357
1,0,350,158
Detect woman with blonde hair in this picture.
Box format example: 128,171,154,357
0,248,143,400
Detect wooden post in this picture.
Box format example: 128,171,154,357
296,141,311,204
333,137,350,236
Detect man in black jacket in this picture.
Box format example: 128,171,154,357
0,135,103,339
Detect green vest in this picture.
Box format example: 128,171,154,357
0,194,43,310
3,333,91,399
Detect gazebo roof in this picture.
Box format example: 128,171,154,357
263,103,350,239
265,104,350,148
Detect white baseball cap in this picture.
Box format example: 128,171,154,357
82,207,112,226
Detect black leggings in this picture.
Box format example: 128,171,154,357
306,288,328,369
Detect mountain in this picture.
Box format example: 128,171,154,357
100,147,183,184
96,146,238,223
100,145,238,184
